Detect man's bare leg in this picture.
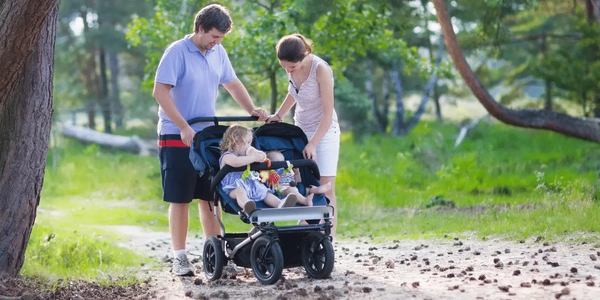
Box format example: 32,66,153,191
169,203,189,250
198,200,221,238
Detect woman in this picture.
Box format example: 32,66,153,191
267,33,340,236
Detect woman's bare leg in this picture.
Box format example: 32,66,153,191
320,176,336,237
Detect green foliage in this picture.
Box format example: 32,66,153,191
334,78,373,135
126,0,205,90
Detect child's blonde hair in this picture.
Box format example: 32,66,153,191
220,124,252,152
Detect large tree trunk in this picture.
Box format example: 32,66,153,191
0,0,58,276
433,0,600,143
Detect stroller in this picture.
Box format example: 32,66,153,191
188,116,335,284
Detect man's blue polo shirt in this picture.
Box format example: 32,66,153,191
154,34,237,135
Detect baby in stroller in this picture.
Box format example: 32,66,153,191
265,150,332,207
219,125,298,214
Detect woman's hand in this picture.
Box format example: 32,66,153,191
303,142,317,160
266,113,282,123
180,125,195,146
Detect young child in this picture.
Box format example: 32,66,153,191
265,150,331,207
219,125,297,214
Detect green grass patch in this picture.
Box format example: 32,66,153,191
337,121,600,241
22,224,148,284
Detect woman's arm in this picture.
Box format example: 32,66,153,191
303,64,334,159
267,93,296,123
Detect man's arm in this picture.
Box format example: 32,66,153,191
153,82,195,146
223,79,267,120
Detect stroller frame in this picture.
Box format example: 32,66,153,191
189,116,335,285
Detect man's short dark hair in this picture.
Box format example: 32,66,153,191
194,4,232,33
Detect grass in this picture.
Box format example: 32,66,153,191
336,121,600,241
26,120,600,280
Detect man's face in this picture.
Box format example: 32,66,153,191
279,60,301,74
198,28,225,50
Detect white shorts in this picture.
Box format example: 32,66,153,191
305,124,340,177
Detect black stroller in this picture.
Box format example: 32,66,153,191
188,116,335,284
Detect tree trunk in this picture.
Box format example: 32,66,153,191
0,0,58,276
80,9,99,130
433,0,600,143
108,51,124,128
391,63,406,136
269,69,278,114
404,37,445,133
423,0,443,121
544,79,553,111
98,47,112,133
366,62,387,132
587,0,600,24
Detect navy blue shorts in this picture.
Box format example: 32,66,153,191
159,135,211,203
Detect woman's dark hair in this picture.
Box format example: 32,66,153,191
194,4,232,33
276,34,313,62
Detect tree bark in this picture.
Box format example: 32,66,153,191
433,0,600,143
0,0,58,276
269,69,278,114
108,51,124,128
404,37,445,133
366,61,387,132
587,0,600,24
391,63,405,136
98,47,112,133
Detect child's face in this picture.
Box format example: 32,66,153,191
234,132,252,154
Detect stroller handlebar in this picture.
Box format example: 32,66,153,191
188,116,259,126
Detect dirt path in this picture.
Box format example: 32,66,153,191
113,226,600,299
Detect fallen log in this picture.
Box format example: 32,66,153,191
58,124,157,155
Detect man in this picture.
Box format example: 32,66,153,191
153,4,266,276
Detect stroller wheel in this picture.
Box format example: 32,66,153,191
203,236,224,281
301,232,334,279
250,236,283,285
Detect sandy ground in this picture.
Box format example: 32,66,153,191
110,226,600,300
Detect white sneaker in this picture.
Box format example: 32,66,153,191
172,254,194,276
278,194,298,208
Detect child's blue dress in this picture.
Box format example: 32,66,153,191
219,151,268,202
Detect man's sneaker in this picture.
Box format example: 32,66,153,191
172,254,194,276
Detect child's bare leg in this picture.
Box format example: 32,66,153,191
263,193,282,208
283,187,311,206
230,187,255,213
308,182,332,194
